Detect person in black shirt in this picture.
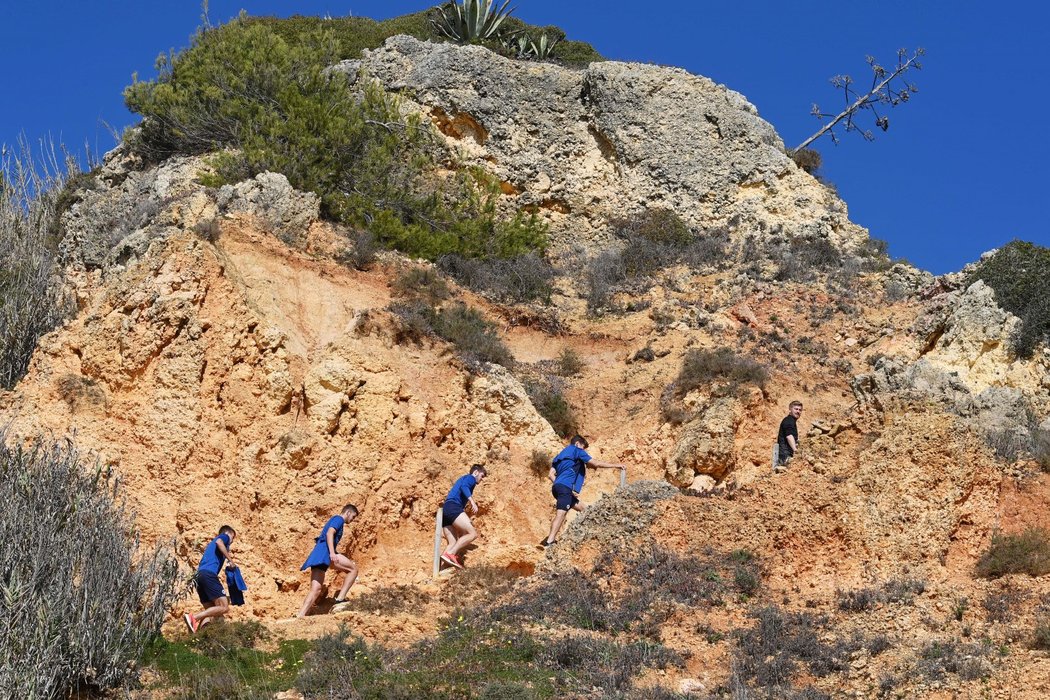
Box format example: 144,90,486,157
775,401,803,471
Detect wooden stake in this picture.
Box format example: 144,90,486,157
432,507,442,578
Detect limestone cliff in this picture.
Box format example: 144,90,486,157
3,33,1050,698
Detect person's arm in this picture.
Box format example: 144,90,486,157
216,539,236,569
548,467,557,483
326,526,338,559
787,435,799,452
589,458,626,471
468,496,478,514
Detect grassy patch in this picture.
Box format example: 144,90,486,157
976,528,1050,578
145,623,309,699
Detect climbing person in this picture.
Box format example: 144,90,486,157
184,525,239,633
297,504,360,617
439,465,487,570
775,400,803,472
540,435,625,547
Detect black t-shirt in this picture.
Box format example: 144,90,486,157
777,415,798,452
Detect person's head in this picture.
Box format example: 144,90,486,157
218,525,237,543
789,401,803,418
469,464,487,483
569,434,589,450
341,504,359,521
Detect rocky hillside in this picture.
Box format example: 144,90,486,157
3,26,1050,700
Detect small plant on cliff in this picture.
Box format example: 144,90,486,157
432,0,516,43
526,379,578,438
672,347,769,398
0,430,180,698
968,240,1050,358
976,528,1050,579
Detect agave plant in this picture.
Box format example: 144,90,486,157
527,31,560,59
502,30,560,60
432,0,516,43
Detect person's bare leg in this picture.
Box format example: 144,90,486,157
443,526,456,551
297,568,326,618
445,513,477,556
547,509,568,544
336,561,358,599
194,597,230,624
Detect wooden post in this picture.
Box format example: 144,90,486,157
432,507,442,578
772,444,780,470
619,468,626,489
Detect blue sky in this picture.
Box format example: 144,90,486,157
3,1,1047,274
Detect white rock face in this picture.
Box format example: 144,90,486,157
336,36,871,257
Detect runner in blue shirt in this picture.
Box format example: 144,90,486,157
297,504,360,617
439,465,487,569
541,435,625,547
184,525,238,633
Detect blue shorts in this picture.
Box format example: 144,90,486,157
442,502,465,528
552,484,579,511
196,570,227,605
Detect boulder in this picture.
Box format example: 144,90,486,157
666,397,740,485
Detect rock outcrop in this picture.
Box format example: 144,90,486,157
337,36,870,258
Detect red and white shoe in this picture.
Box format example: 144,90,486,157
183,613,199,634
440,551,463,569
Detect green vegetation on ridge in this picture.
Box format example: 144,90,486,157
125,14,550,261
968,240,1050,359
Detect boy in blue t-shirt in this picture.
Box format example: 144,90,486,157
541,435,625,547
439,465,487,569
184,525,238,633
297,504,360,617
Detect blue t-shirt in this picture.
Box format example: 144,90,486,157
316,515,346,547
198,533,231,574
445,474,478,508
552,445,592,492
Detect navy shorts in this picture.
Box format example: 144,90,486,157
196,570,227,605
442,502,465,528
552,484,579,511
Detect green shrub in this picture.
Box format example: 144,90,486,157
438,251,554,304
0,144,77,389
0,431,180,697
526,380,577,437
976,528,1050,578
392,267,453,304
430,302,513,368
388,300,511,369
775,236,844,282
969,240,1050,358
916,639,993,681
554,347,584,377
672,347,769,398
982,585,1025,623
124,18,547,262
1033,618,1050,650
